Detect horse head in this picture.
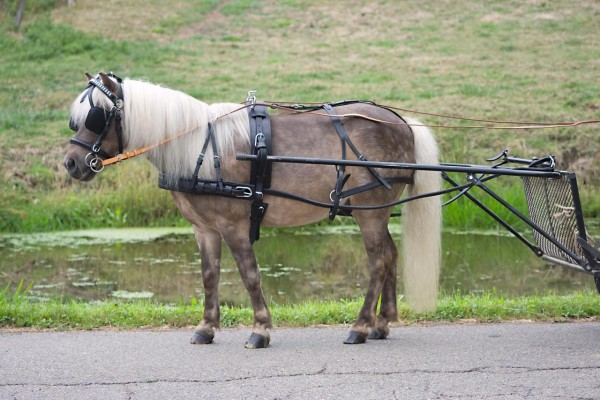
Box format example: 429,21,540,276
64,72,125,181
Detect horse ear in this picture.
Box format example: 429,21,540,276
98,72,119,93
85,72,93,80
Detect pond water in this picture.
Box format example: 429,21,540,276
0,226,595,305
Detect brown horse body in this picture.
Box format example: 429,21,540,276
65,73,441,348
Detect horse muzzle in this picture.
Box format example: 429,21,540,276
63,150,100,181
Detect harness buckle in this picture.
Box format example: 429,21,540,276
254,132,265,148
235,186,254,198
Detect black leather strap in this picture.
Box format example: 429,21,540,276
158,173,254,198
248,105,273,243
69,137,111,159
191,123,213,186
323,103,396,221
322,103,392,190
208,123,224,190
249,105,272,188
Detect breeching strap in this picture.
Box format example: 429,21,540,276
322,103,392,221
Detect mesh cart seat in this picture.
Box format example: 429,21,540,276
522,173,600,278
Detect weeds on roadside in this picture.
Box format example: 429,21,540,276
1,291,598,330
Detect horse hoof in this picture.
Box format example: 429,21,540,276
190,330,214,345
245,333,270,349
367,327,389,340
344,330,367,344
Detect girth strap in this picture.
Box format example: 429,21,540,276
158,174,254,198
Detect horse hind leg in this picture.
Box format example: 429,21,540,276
368,231,398,340
345,213,395,344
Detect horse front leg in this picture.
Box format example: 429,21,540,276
190,226,222,345
222,233,272,349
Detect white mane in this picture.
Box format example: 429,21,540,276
70,76,250,180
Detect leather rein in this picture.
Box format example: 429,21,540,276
69,79,600,172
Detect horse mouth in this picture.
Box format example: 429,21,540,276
78,169,96,181
64,158,96,182
69,168,95,182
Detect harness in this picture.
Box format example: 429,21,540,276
158,96,275,243
159,99,413,243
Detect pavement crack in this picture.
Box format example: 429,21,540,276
0,366,330,389
2,365,598,389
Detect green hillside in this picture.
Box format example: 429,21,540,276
1,0,599,232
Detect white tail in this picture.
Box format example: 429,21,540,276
402,118,442,313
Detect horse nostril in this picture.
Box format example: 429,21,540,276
65,158,76,172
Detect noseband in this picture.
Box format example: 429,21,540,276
69,73,124,172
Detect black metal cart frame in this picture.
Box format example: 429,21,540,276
237,149,600,292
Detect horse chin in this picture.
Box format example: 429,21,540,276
67,167,96,182
78,169,97,182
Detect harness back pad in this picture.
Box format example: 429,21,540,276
248,105,273,243
249,105,273,189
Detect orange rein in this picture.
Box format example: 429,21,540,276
101,101,600,168
101,129,195,167
101,103,249,167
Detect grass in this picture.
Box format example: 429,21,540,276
1,1,600,233
2,2,598,332
2,281,598,330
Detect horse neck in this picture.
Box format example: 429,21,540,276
122,79,249,180
122,79,209,150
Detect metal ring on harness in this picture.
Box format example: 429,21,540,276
329,190,336,203
85,152,105,173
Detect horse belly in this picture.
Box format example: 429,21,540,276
261,162,336,227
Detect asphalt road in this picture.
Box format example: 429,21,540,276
1,322,599,399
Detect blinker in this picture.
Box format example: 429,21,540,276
85,107,108,135
68,107,107,135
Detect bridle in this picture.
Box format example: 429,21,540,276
69,73,125,173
